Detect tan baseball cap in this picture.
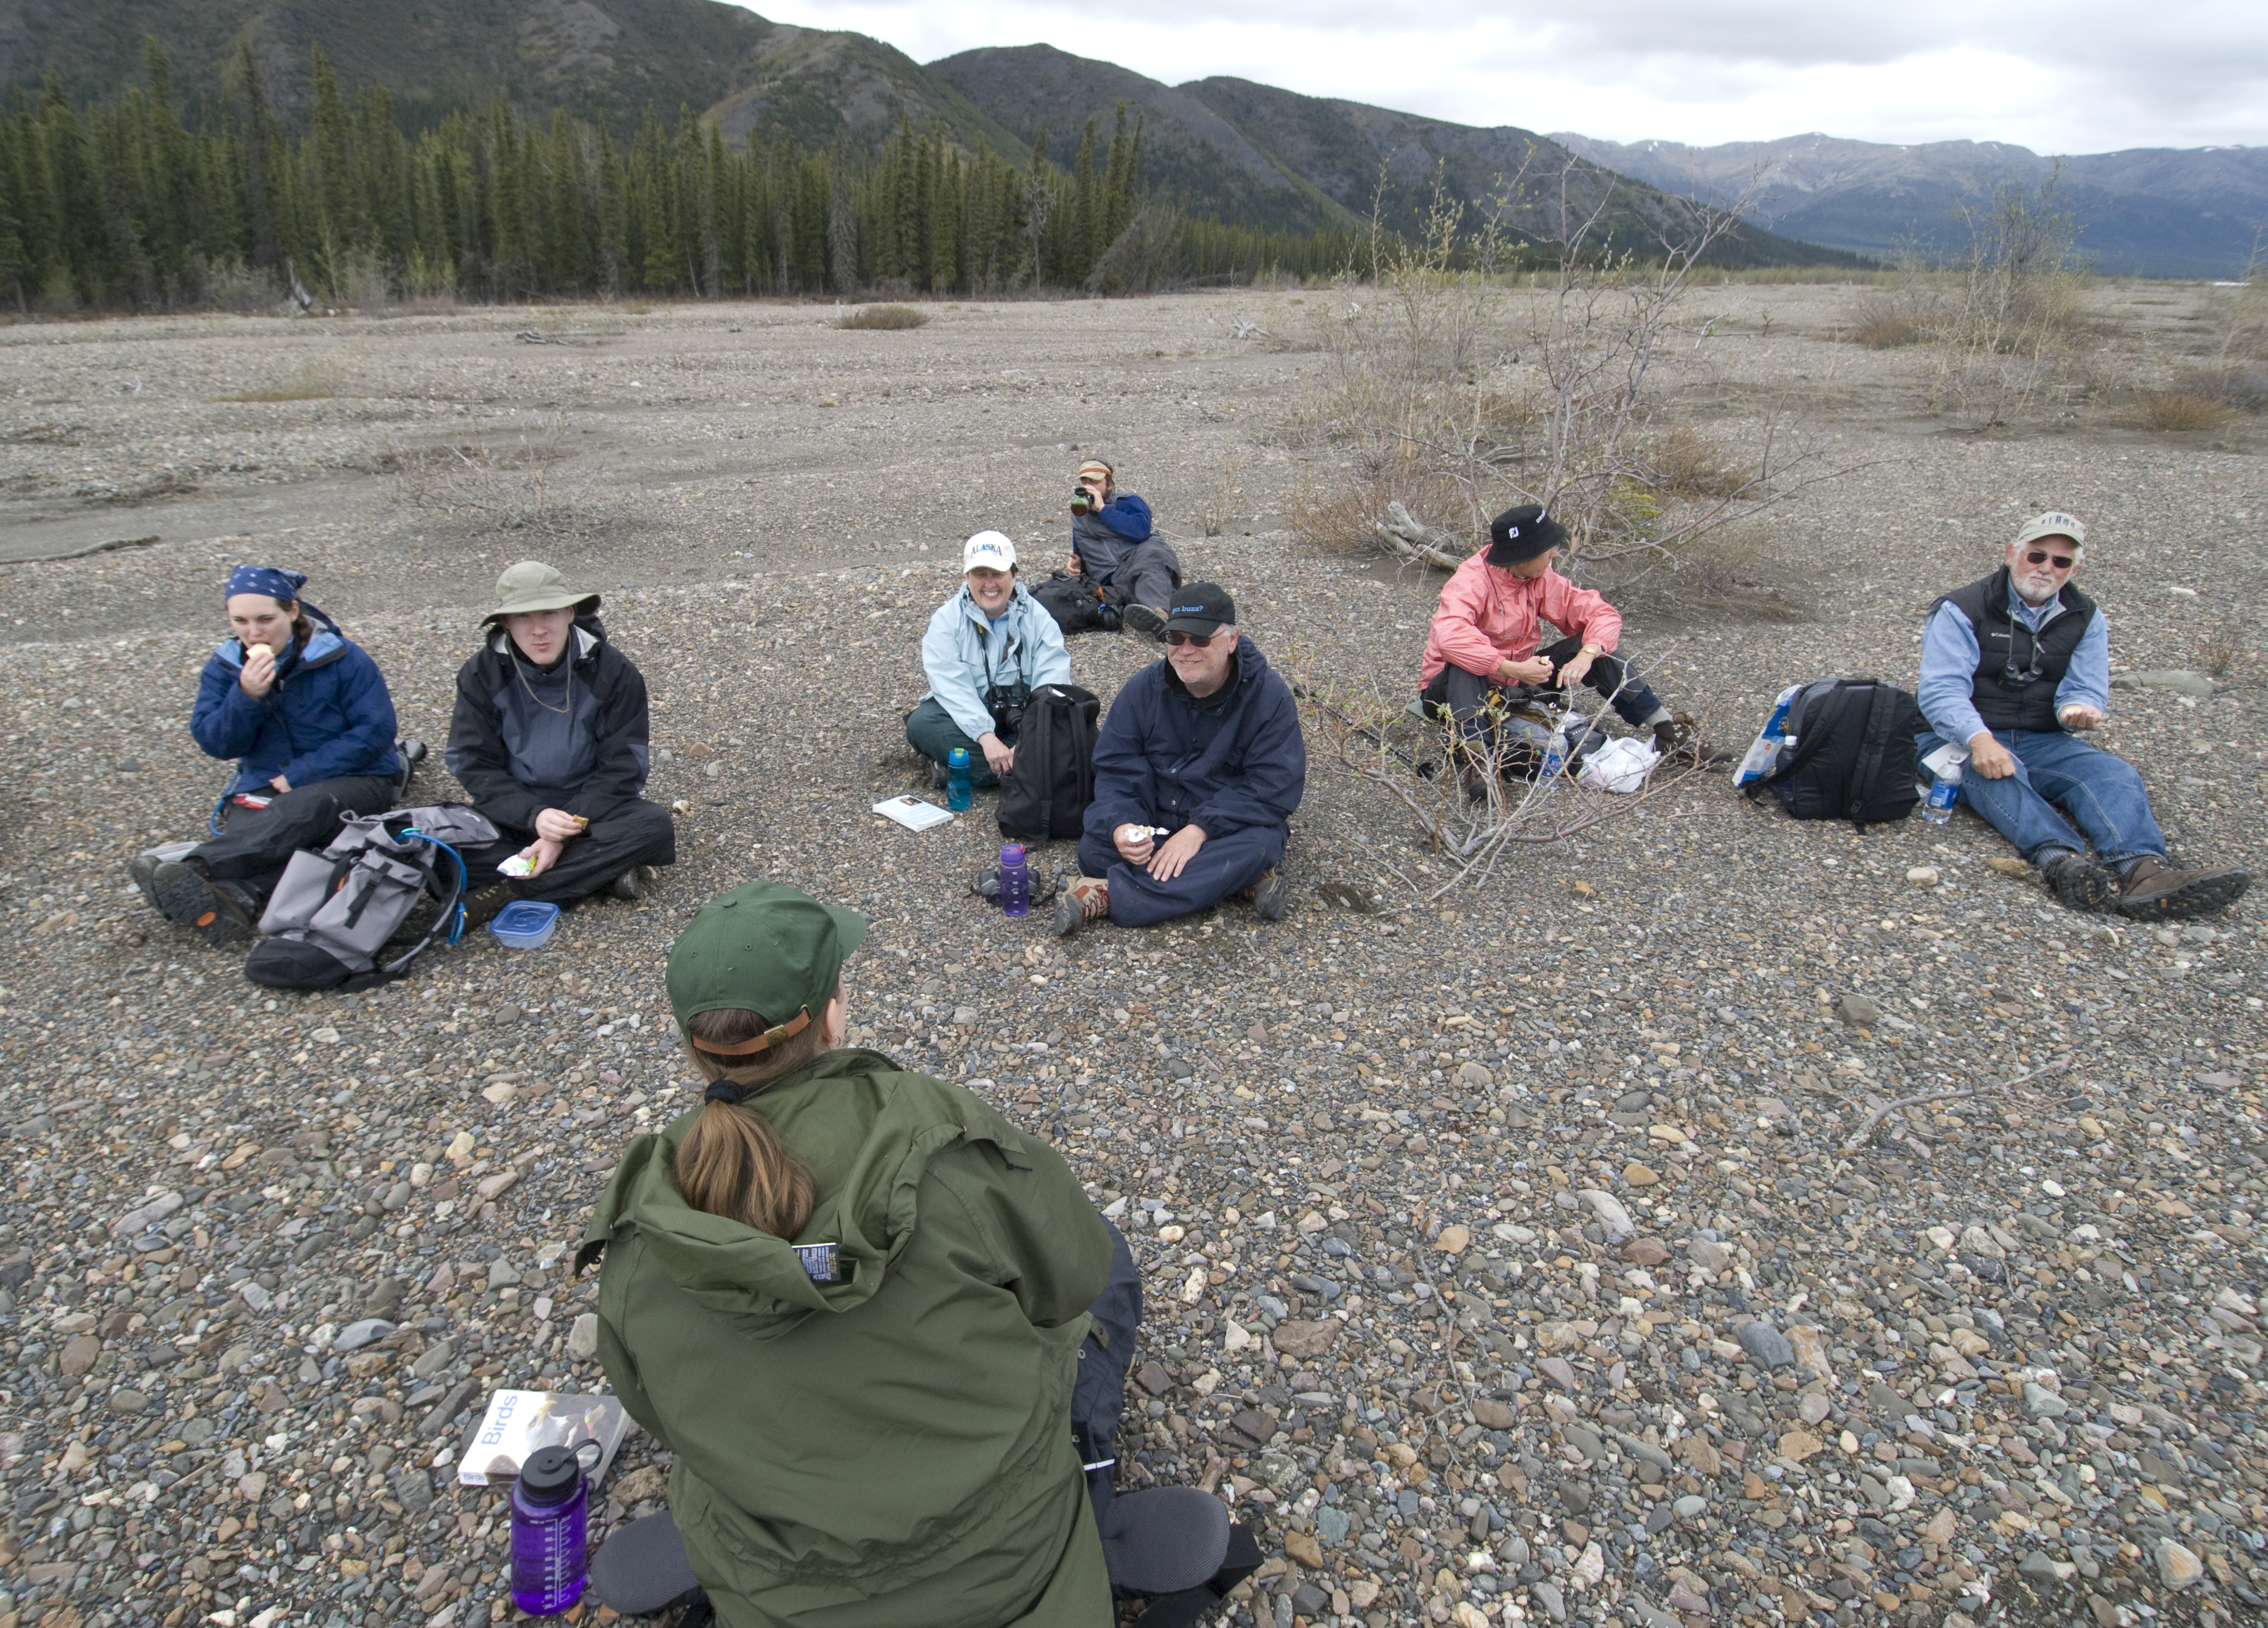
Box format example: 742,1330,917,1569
2012,511,2086,552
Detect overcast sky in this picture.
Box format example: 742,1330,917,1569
750,0,2268,153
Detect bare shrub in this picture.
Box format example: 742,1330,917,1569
835,304,927,330
1925,166,2090,428
2200,618,2251,680
2134,391,2239,432
217,355,345,403
1850,295,1926,349
1195,451,1246,538
2169,364,2268,412
1640,421,1749,500
194,254,281,314
385,416,595,535
1291,649,1698,898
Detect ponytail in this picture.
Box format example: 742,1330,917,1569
673,992,837,1237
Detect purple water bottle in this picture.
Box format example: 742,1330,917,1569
999,842,1032,918
509,1442,599,1614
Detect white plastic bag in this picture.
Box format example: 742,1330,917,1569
1577,736,1661,794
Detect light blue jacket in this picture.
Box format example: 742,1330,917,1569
919,582,1072,742
1918,580,2109,746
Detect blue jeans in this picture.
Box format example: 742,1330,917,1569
1916,728,2166,867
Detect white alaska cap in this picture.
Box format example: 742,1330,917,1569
963,530,1017,571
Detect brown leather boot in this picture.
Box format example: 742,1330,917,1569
1651,713,1735,769
2115,855,2251,920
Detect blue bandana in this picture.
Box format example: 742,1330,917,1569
225,565,308,605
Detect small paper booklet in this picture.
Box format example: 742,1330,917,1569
456,1390,631,1487
873,795,954,832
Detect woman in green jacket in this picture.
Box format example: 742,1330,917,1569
577,882,1117,1627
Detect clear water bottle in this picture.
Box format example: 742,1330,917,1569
510,1443,598,1614
1923,759,1962,824
1538,712,1574,779
946,747,973,812
999,842,1031,917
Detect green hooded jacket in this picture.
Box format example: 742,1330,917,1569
575,1049,1116,1628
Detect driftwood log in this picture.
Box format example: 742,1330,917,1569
1374,502,1474,570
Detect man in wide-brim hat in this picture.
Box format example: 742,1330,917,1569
448,560,676,921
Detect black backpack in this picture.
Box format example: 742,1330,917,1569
1742,678,1924,828
997,683,1100,843
1032,572,1106,636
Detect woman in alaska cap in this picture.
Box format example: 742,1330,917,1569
576,881,1118,1625
130,564,406,943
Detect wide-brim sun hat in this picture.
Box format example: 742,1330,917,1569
482,560,602,624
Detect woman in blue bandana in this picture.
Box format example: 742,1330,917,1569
129,566,406,944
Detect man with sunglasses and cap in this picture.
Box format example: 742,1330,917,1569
1420,504,1723,768
1918,511,2249,918
1057,583,1304,934
448,560,676,921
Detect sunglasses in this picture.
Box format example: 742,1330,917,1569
2021,548,2077,570
1164,629,1222,648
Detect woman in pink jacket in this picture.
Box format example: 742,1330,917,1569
1418,504,1724,769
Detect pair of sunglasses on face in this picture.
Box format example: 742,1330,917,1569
1165,629,1222,648
2022,548,2076,570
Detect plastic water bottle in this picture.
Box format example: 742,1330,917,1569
946,747,972,812
1923,759,1962,824
509,1444,594,1614
1538,713,1574,779
1735,682,1805,787
999,842,1031,917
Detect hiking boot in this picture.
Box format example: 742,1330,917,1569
151,859,254,945
458,882,516,931
1245,868,1288,921
1120,602,1167,639
611,867,649,903
2039,847,2117,913
2116,855,2252,920
929,759,948,791
1651,713,1734,769
1054,874,1110,937
127,852,165,915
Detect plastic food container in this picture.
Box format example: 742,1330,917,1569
487,900,561,949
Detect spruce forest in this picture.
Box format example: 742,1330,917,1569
0,40,1367,312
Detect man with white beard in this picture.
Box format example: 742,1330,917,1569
1916,511,2248,919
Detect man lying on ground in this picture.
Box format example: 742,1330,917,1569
1418,504,1725,773
1035,457,1182,638
132,565,404,945
1917,509,2248,918
450,560,676,923
905,530,1071,792
1058,583,1304,935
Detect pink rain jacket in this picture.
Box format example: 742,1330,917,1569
1418,552,1623,690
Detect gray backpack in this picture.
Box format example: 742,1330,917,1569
246,805,498,990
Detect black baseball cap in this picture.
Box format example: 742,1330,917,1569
1161,582,1238,634
1486,504,1567,567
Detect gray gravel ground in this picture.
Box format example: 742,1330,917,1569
1,286,2264,1628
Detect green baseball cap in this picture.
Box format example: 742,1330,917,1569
666,882,868,1039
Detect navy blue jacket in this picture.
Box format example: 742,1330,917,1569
190,608,402,795
1086,636,1305,842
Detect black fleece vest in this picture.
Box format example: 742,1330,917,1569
1935,567,2097,733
